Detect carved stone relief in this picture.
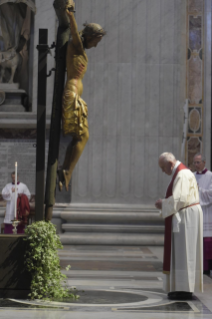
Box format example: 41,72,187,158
188,0,203,13
185,0,204,168
188,55,202,104
0,0,36,112
188,108,201,133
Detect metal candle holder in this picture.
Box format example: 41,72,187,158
11,219,20,235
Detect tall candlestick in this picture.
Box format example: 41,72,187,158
14,162,17,219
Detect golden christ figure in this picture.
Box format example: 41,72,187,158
58,0,106,191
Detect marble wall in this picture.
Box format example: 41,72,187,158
1,0,211,206
68,0,187,204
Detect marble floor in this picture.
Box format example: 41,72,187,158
1,245,212,318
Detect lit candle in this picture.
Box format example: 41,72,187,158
14,162,17,219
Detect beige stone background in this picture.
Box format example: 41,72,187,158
0,0,211,206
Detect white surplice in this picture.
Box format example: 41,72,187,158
2,182,31,224
195,170,212,238
161,161,203,293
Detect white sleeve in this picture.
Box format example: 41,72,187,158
161,172,195,219
198,179,212,207
2,184,12,202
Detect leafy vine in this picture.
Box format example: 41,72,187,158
24,221,77,300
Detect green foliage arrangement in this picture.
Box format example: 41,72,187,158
24,221,76,300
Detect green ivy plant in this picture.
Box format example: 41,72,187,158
24,221,77,300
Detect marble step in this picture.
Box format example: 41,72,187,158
59,233,164,246
62,223,164,234
60,211,163,224
56,203,158,212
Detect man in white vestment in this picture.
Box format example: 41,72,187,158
193,153,212,274
2,172,31,233
155,152,203,300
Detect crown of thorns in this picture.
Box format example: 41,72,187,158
82,23,106,37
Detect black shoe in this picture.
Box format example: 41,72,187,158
168,291,193,300
203,270,210,275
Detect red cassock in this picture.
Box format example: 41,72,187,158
17,194,30,225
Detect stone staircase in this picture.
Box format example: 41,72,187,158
0,203,164,246
57,204,164,246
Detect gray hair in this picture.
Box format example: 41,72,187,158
159,152,176,163
194,152,206,162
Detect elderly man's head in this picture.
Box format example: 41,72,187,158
158,152,177,176
193,153,205,172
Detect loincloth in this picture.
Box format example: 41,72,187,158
62,90,88,138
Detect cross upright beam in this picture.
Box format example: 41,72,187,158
35,29,48,221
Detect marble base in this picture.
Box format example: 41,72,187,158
0,289,30,299
0,83,19,90
0,235,31,297
0,112,51,128
0,88,26,112
0,105,25,112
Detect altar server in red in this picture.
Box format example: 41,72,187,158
155,152,203,300
2,172,31,233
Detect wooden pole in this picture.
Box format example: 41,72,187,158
35,29,48,221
